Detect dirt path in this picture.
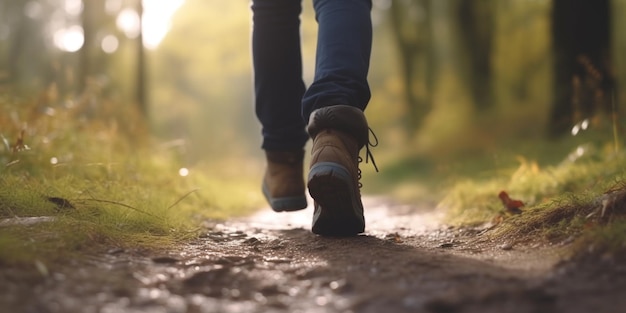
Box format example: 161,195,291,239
3,197,626,313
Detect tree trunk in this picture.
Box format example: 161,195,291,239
79,0,95,94
389,0,433,132
549,0,613,136
136,0,147,116
614,0,626,117
457,0,494,111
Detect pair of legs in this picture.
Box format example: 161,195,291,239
252,0,374,236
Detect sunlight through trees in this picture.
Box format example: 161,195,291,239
0,0,625,162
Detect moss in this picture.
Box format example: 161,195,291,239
431,146,626,255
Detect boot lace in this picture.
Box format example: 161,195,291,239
357,128,379,188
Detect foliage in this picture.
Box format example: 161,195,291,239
368,98,626,255
439,152,624,225
578,217,626,257
427,126,626,254
2,0,626,265
0,90,263,265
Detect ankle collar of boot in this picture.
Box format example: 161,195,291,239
307,105,369,147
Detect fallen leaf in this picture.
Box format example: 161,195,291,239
46,196,76,211
498,191,524,214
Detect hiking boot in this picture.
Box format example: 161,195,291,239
306,105,372,236
262,149,307,212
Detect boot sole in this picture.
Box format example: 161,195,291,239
262,184,307,212
307,162,365,236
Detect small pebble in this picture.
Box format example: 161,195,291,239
500,242,514,250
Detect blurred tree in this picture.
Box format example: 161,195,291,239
3,1,26,84
615,0,626,114
490,0,551,140
549,0,613,136
2,0,52,89
389,0,495,134
135,0,147,116
80,0,113,94
389,0,433,131
80,0,95,92
457,0,494,111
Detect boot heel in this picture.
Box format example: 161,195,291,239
308,162,365,236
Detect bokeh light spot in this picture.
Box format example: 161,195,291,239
179,168,189,177
101,35,119,54
64,0,83,16
116,8,140,39
53,25,84,52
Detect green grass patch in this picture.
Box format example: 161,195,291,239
578,217,626,256
374,117,626,256
439,154,625,225
0,92,263,266
433,141,626,255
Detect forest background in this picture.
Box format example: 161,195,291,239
1,0,625,204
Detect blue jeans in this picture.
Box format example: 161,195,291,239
252,0,373,150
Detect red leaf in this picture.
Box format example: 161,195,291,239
498,191,524,214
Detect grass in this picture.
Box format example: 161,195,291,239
373,112,626,257
0,90,264,266
439,151,625,226
3,85,624,267
380,125,626,254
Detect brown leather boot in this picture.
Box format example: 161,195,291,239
262,149,307,212
306,105,372,236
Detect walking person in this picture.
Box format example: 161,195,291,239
251,0,377,236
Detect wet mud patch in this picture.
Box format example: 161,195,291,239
2,197,626,313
